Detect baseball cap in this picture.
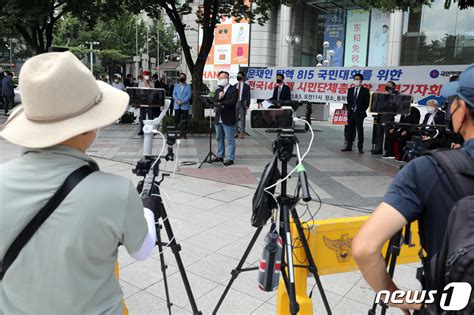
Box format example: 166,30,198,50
441,64,474,107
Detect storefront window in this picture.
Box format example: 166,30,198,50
401,0,474,65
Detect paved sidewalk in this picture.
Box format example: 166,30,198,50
0,115,419,314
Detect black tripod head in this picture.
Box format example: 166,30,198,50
273,131,297,162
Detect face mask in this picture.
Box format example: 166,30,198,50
144,76,150,81
426,106,435,114
276,79,282,84
354,80,361,87
179,77,186,83
89,129,100,149
218,79,229,87
114,79,119,83
385,86,393,92
237,76,243,81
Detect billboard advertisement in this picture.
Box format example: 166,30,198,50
344,9,370,67
368,9,391,66
199,5,251,80
246,66,467,105
323,9,346,67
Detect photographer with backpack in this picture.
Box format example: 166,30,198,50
0,52,161,314
352,64,474,314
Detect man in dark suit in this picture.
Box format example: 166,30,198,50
383,106,421,159
270,73,291,103
342,73,370,154
213,71,238,166
234,71,251,139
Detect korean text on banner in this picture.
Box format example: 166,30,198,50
247,65,468,105
332,109,348,125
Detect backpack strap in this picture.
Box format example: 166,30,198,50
427,149,474,199
0,165,96,280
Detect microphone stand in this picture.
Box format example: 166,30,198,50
199,95,224,168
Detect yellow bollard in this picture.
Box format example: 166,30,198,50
276,216,421,314
115,262,129,315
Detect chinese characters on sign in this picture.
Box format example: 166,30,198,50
344,9,370,67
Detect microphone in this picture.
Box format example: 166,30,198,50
297,164,312,202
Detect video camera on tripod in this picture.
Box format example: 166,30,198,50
132,114,201,315
214,112,332,315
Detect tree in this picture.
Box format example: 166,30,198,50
363,0,473,11
134,0,295,120
0,0,126,54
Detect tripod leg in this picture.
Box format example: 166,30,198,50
156,197,202,315
290,209,332,315
281,203,299,315
156,222,172,315
213,226,264,315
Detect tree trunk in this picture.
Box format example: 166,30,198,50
191,60,206,120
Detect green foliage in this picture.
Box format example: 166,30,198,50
360,0,472,12
0,0,127,54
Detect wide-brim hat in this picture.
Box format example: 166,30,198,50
1,51,129,148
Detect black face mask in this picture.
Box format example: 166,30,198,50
237,76,243,81
276,79,282,84
179,77,186,83
385,86,393,92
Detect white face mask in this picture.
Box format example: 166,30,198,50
114,79,119,83
218,78,229,87
427,106,436,114
144,76,150,81
354,80,362,87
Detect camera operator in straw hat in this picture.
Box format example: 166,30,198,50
0,52,161,314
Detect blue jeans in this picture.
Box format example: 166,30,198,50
215,123,236,161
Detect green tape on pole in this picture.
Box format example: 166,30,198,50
296,163,305,173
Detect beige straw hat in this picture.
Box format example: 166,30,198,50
1,51,129,148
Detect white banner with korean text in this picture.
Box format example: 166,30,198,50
246,65,468,105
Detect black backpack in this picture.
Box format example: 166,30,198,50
424,150,474,314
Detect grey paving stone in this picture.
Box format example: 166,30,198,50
124,290,170,315
145,270,220,308
120,258,179,289
185,228,239,252
331,176,394,198
187,253,240,284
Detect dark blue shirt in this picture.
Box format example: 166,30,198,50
383,138,474,257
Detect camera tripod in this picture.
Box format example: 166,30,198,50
368,224,412,315
134,154,202,315
213,132,332,315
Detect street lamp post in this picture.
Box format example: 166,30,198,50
9,38,12,66
85,41,100,73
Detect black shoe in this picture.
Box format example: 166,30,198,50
341,148,352,152
371,151,382,155
137,131,144,136
211,157,224,163
359,149,364,154
234,134,239,138
224,160,234,166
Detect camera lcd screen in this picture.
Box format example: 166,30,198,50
251,109,294,129
127,87,165,108
369,93,413,115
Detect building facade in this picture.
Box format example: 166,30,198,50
178,0,473,80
